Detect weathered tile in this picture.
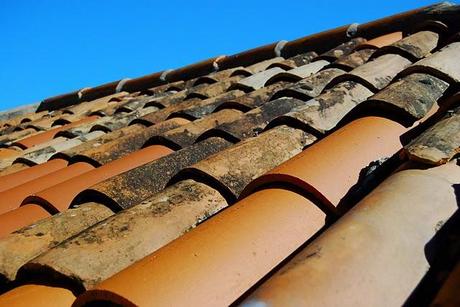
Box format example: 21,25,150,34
0,202,112,284
232,67,285,91
402,41,460,84
271,68,347,101
356,32,403,49
53,124,143,164
168,90,246,119
404,107,460,165
267,52,317,70
374,30,440,60
328,54,412,91
330,48,375,70
265,60,330,85
72,137,233,210
17,131,105,165
20,180,227,290
154,109,243,149
243,117,406,212
318,37,366,61
174,125,315,199
270,81,373,134
199,97,308,142
366,73,449,124
70,118,189,165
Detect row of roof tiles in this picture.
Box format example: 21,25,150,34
0,3,459,306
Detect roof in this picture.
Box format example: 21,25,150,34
0,2,459,306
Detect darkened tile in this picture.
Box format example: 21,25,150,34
72,137,233,210
404,106,460,165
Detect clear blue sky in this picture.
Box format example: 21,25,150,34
0,0,439,111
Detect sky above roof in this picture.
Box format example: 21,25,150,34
0,0,440,111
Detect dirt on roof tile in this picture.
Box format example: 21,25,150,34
404,106,460,165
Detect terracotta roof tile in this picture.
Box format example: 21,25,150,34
269,81,374,134
76,188,325,306
20,180,226,291
327,53,412,91
199,97,307,142
173,125,315,200
0,284,74,306
0,4,459,306
404,106,460,165
24,144,174,214
241,162,460,307
0,202,112,284
73,137,232,210
243,116,407,212
402,40,460,84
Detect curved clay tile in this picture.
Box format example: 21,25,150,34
0,162,94,215
282,25,349,58
22,145,175,214
70,118,189,166
21,180,227,291
12,116,99,149
198,98,308,143
401,41,460,85
151,109,243,149
65,92,128,116
364,73,449,125
231,67,285,92
329,48,375,71
372,30,440,60
217,43,280,70
268,81,374,134
0,284,75,306
356,31,403,49
119,71,164,93
317,37,366,61
0,162,30,177
243,116,407,212
168,90,247,120
326,54,412,92
0,202,112,284
53,124,143,164
174,125,315,200
72,137,232,210
271,68,346,101
240,162,460,307
264,60,330,85
73,188,325,307
0,159,68,192
0,147,20,159
404,106,460,165
216,83,287,111
165,56,222,83
284,51,318,67
0,128,39,148
0,204,50,238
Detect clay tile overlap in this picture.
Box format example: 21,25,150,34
243,116,407,211
401,41,460,84
20,180,227,291
404,106,460,165
241,162,460,307
0,202,112,284
1,4,460,306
